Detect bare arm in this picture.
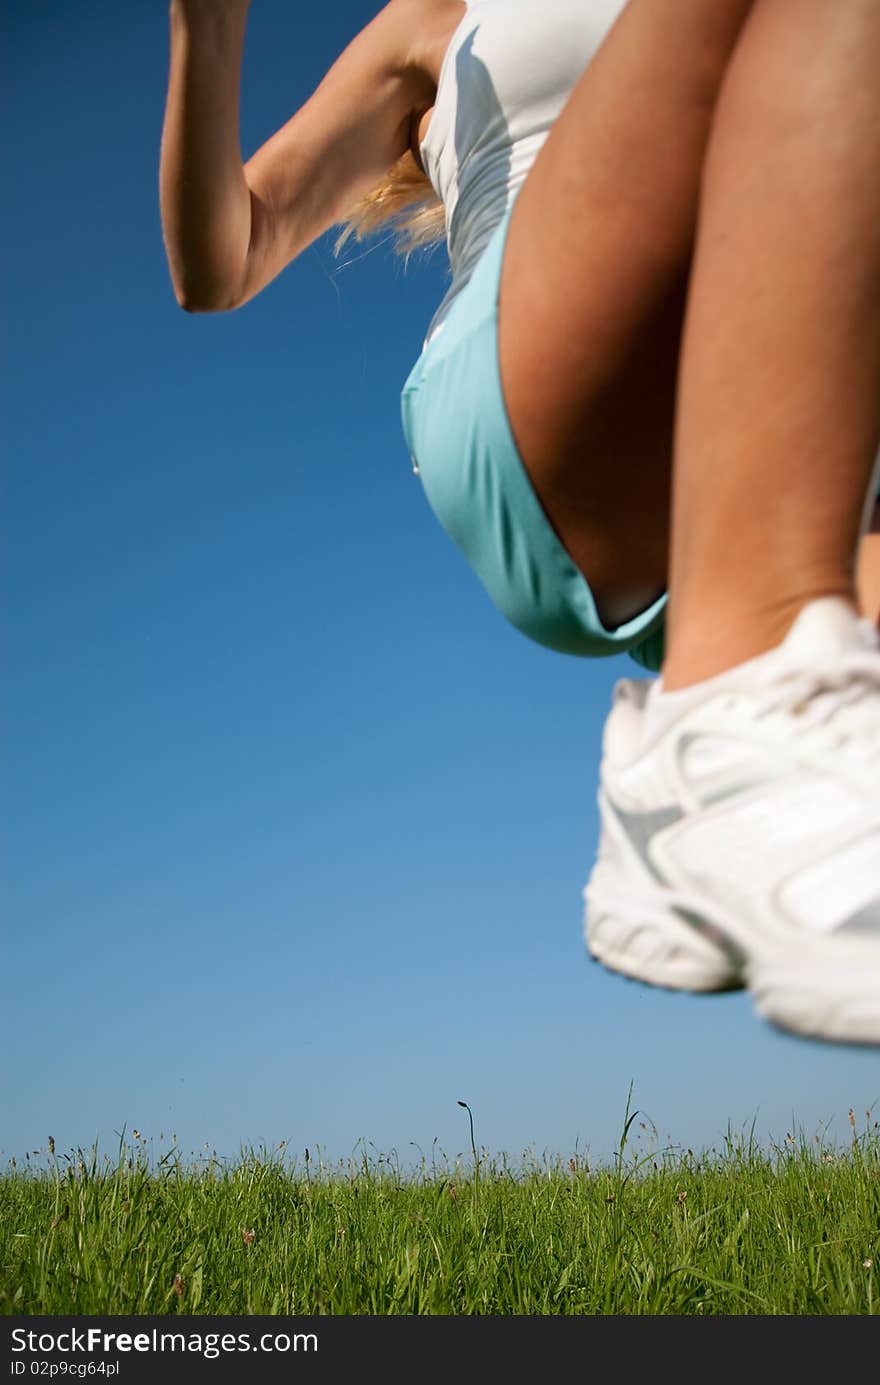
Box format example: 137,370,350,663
159,0,436,312
160,0,252,310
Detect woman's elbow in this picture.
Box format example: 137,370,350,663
165,249,247,312
173,276,243,313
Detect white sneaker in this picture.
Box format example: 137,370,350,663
583,596,880,1044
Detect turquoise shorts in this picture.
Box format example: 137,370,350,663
400,207,668,673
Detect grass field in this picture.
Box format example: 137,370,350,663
3,1109,879,1315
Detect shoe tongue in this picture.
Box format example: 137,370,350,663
775,596,877,664
642,596,877,737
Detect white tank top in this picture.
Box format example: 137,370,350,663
420,0,627,344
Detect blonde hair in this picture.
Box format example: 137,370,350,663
334,151,446,258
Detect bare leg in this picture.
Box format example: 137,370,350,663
662,0,880,688
857,503,880,626
498,0,755,627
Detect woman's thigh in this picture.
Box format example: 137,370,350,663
499,0,755,624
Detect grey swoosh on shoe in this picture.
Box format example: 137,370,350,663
611,801,748,968
613,804,683,884
837,901,880,936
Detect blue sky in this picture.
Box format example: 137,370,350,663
3,0,878,1174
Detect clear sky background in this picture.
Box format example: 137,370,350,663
4,0,878,1174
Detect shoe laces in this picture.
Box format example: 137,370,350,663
751,651,880,762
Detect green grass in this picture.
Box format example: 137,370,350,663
3,1115,879,1315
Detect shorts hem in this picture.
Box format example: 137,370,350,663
402,207,668,664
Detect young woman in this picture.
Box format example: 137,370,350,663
160,0,880,1044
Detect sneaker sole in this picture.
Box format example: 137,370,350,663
585,863,880,1045
746,948,880,1046
583,863,745,995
